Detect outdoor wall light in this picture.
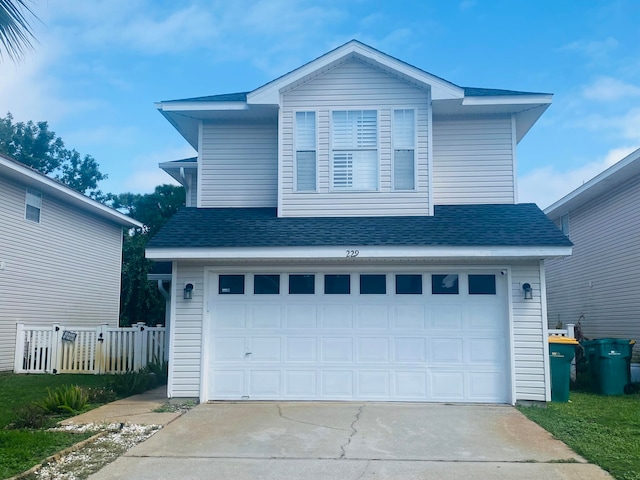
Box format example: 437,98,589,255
522,283,533,300
183,283,194,300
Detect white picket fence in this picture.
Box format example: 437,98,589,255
14,323,166,374
548,323,576,339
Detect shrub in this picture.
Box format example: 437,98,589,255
84,386,116,404
38,385,89,415
10,403,48,429
141,359,168,387
109,371,151,397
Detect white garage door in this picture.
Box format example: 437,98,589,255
207,270,509,403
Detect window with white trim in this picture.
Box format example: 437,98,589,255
393,109,415,190
295,111,316,191
332,110,378,190
25,188,42,223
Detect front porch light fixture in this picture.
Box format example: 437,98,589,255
183,283,194,300
522,283,533,300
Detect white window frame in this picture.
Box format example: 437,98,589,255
330,109,379,192
392,108,417,191
25,188,42,223
294,111,317,192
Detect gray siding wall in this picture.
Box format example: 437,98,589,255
199,122,278,208
0,175,122,371
186,170,197,207
432,116,515,205
280,58,430,217
512,261,547,402
546,174,640,355
169,262,204,398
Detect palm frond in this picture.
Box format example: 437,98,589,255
0,0,38,62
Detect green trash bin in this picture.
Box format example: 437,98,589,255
548,336,579,402
582,338,635,395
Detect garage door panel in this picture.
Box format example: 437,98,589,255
357,304,390,328
285,371,317,396
431,372,465,400
214,304,246,329
431,305,463,330
468,372,505,400
322,338,353,362
468,338,505,363
395,371,427,397
358,371,390,397
322,304,353,328
465,305,503,330
357,338,390,363
250,337,281,362
431,338,464,364
249,370,281,396
211,370,244,397
286,304,318,329
393,304,427,330
322,371,353,396
395,338,427,363
213,337,246,361
250,304,282,328
286,337,317,362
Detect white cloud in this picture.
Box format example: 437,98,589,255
581,76,640,101
559,37,618,62
574,107,640,143
519,146,639,209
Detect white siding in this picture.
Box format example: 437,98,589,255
280,58,430,217
186,170,197,208
511,262,547,402
0,175,122,371
169,262,204,398
199,122,278,208
432,116,515,205
546,175,640,357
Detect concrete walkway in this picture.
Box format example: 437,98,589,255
60,386,181,427
88,402,614,480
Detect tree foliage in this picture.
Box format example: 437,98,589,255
0,0,38,62
114,185,185,326
0,112,109,199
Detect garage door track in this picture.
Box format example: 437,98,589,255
89,402,613,479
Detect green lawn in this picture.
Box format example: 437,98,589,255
0,373,111,479
519,391,640,480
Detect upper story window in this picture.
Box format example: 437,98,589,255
560,213,570,236
25,188,42,223
295,111,316,192
332,110,377,191
393,109,415,190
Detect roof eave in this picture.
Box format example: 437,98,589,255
0,154,143,228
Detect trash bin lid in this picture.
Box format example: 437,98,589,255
548,336,579,345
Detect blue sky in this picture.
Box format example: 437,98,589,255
1,0,639,208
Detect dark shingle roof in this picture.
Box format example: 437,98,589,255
161,92,249,103
146,204,572,250
463,87,550,97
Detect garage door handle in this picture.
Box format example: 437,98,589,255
245,352,252,357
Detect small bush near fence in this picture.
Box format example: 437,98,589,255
39,385,89,415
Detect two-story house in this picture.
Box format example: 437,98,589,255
0,153,142,372
146,40,572,405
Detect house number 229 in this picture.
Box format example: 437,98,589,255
346,249,359,257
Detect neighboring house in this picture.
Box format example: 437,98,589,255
146,40,571,405
545,147,640,357
0,153,143,372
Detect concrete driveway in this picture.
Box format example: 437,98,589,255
90,402,612,480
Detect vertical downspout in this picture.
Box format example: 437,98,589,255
157,280,171,356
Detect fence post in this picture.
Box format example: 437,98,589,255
51,324,62,374
13,323,25,373
96,324,107,374
134,323,145,371
567,323,575,339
